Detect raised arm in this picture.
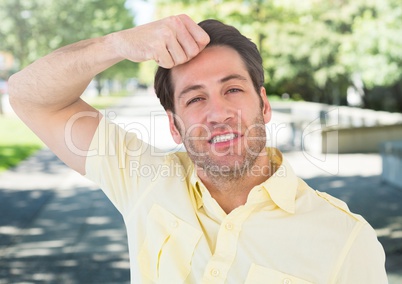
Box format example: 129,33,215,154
8,14,209,175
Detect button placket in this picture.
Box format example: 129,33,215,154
202,206,255,283
225,222,234,230
210,268,220,277
283,278,292,284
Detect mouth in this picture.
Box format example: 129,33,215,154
209,133,239,144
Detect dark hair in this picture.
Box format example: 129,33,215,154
154,19,264,112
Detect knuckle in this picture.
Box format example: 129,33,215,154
199,34,210,46
178,14,190,23
164,62,175,69
171,53,186,66
159,26,174,40
187,46,200,59
202,35,211,45
167,15,183,27
176,57,188,66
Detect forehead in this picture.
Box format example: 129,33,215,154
171,45,250,95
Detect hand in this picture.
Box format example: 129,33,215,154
113,14,210,68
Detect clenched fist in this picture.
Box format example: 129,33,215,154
111,14,210,68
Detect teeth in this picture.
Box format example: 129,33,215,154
210,133,238,144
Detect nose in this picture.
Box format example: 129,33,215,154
206,95,235,125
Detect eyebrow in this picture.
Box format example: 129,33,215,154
178,84,205,99
178,74,248,99
220,74,248,84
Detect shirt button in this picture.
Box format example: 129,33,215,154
210,268,220,277
225,223,233,230
283,278,292,284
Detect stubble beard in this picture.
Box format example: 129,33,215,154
182,114,267,183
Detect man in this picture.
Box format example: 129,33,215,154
9,14,386,283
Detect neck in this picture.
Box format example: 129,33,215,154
197,154,273,214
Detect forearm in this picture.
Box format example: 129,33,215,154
5,14,209,175
9,15,210,114
9,34,122,112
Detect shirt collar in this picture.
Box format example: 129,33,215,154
189,148,298,214
260,153,298,214
190,167,204,210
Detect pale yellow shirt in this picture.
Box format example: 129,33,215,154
85,117,387,284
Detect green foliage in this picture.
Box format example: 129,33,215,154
0,0,137,81
83,90,129,109
0,145,41,172
0,91,125,172
0,116,44,172
341,0,402,88
156,0,402,111
2,0,401,111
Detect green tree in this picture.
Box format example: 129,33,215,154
0,0,137,95
0,0,39,68
155,0,402,111
340,0,402,111
265,1,358,104
156,0,346,103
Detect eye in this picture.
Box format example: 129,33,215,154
186,97,204,106
226,88,243,94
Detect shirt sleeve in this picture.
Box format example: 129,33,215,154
84,116,166,215
336,221,388,283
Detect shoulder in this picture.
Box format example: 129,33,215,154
297,178,366,224
315,190,367,223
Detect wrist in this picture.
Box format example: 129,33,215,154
103,32,126,62
102,32,126,63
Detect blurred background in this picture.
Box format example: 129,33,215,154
0,0,401,283
1,0,402,110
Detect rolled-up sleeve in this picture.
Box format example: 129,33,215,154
335,221,387,283
84,116,164,215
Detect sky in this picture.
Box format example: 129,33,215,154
125,0,155,25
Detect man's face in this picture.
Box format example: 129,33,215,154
168,45,271,177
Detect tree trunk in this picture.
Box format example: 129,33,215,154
392,81,402,113
95,75,103,96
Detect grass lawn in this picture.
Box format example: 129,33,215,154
0,116,44,172
0,92,127,173
82,91,129,110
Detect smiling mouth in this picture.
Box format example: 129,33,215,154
209,133,239,144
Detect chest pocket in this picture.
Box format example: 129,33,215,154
245,264,314,284
138,204,202,283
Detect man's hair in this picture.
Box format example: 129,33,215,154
154,19,264,112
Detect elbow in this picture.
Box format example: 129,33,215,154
8,72,20,99
7,72,24,111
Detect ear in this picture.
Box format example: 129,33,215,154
167,110,183,144
260,87,272,124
